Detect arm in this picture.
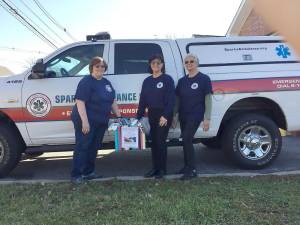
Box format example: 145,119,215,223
202,95,212,132
160,78,176,126
203,75,213,132
173,96,180,116
170,96,180,129
74,78,93,134
136,81,146,120
204,94,212,120
173,79,181,115
76,99,90,134
170,81,180,128
111,100,121,118
162,78,176,119
203,75,213,131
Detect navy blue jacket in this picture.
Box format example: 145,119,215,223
137,74,176,119
72,75,115,125
176,72,212,122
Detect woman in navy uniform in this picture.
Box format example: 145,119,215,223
71,56,121,184
137,55,176,179
176,53,213,180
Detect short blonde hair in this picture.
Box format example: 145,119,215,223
184,53,199,65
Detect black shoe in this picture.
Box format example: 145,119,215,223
82,172,103,181
155,170,165,179
176,166,188,174
71,176,84,185
144,169,158,178
180,169,197,180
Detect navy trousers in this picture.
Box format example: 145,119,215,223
71,120,107,178
148,108,172,172
180,119,201,171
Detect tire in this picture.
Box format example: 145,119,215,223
0,124,24,177
221,113,282,169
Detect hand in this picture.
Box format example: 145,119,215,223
159,116,168,127
171,114,178,129
82,120,90,134
202,119,210,132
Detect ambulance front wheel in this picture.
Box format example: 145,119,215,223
221,113,282,169
0,124,24,177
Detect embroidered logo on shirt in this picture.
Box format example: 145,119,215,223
191,83,198,89
157,82,163,88
106,85,112,92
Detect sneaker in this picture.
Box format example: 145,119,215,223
71,176,84,185
180,169,197,180
82,172,103,181
144,169,158,178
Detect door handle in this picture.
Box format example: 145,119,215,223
6,98,19,103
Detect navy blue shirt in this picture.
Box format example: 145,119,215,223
71,75,115,125
176,72,213,122
137,74,176,119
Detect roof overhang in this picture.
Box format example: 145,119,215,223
226,0,253,36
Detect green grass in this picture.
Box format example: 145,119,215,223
1,176,300,225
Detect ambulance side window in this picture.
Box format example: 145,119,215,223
45,44,104,78
114,43,163,74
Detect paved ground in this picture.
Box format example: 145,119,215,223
1,136,300,182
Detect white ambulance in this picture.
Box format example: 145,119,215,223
0,33,300,177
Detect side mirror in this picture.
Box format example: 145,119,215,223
29,59,46,79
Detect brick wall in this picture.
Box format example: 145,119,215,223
239,10,273,36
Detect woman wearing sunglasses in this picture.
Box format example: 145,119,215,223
71,56,121,184
176,53,213,180
137,55,176,179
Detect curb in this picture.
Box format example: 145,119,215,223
1,170,300,185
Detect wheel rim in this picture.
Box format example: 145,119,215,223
0,140,4,162
238,125,272,160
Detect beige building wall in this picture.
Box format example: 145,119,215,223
0,66,13,76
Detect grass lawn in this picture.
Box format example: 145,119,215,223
0,176,300,225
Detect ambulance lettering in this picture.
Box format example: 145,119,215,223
55,95,75,104
272,79,300,89
116,93,137,102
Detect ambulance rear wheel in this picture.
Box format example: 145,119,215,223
0,124,23,177
222,113,282,169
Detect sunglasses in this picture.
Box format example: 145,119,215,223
185,60,195,64
94,64,106,68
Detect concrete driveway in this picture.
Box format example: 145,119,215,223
1,136,300,182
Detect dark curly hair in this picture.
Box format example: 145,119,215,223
148,54,165,74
